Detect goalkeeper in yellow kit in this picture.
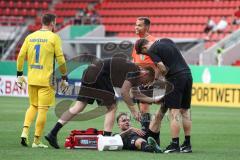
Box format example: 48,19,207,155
16,13,68,148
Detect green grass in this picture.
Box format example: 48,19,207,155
0,96,239,160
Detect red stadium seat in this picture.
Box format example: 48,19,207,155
35,17,41,25
13,8,19,16
42,2,49,10
21,9,27,17
16,1,23,9
29,9,37,17
8,1,14,8
34,1,40,9
5,8,11,16
56,17,64,24
0,1,6,8
25,1,31,9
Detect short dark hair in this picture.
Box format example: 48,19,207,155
116,112,128,123
42,13,56,26
137,17,151,26
135,38,149,54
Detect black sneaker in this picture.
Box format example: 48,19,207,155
144,144,156,153
21,137,28,147
20,131,29,147
45,133,60,149
163,142,180,153
180,142,192,153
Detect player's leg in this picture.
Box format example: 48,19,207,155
163,108,181,153
163,79,182,153
149,104,166,134
59,100,87,124
32,86,54,148
33,106,49,148
20,85,38,147
181,109,191,136
138,105,165,153
169,109,181,144
135,138,156,153
103,104,117,136
45,100,87,149
180,75,192,153
148,104,167,145
180,109,192,153
139,103,151,130
21,105,38,146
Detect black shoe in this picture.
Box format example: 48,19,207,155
144,144,156,153
45,133,60,149
164,142,180,153
21,137,28,147
180,142,192,153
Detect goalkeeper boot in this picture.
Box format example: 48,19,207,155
147,137,162,153
20,131,29,147
32,142,48,148
45,133,60,149
180,141,192,153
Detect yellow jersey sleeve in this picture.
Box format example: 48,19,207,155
54,35,67,75
17,36,28,72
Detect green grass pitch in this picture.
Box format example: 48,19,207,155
0,96,239,160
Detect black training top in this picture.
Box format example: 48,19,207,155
121,131,142,150
147,38,191,78
82,56,141,87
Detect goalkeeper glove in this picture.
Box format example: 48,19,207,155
16,71,27,90
60,75,69,94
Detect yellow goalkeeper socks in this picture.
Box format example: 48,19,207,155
22,105,38,135
33,136,40,144
34,107,49,142
21,127,29,137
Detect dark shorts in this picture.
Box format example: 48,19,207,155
77,70,116,106
164,73,192,109
122,129,160,150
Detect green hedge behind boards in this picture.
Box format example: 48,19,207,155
0,61,27,76
70,25,98,39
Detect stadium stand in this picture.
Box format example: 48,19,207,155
1,0,240,65
0,0,102,60
0,0,239,44
97,0,240,48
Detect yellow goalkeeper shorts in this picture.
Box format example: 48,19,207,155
28,85,55,107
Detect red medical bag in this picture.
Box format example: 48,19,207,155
64,128,103,149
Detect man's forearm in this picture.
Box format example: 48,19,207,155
156,62,167,76
120,128,132,138
122,92,134,107
121,80,137,112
